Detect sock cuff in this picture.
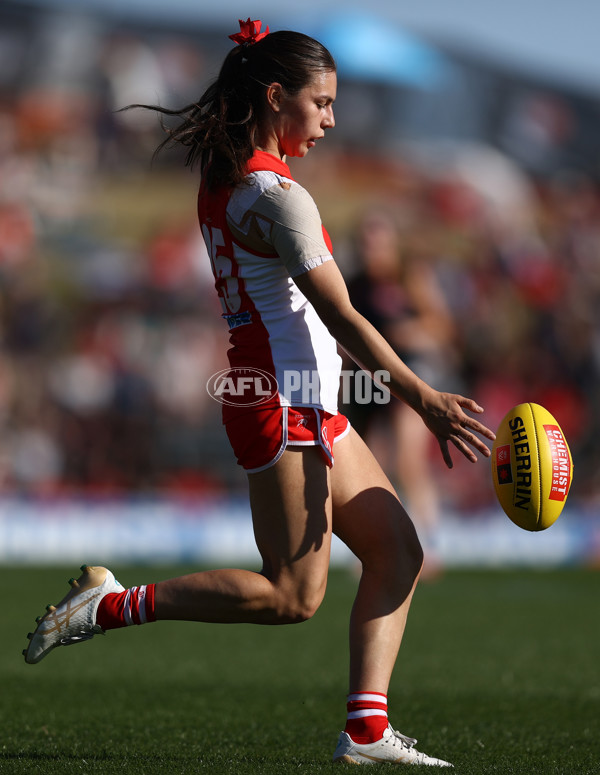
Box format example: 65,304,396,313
347,708,387,719
347,691,387,703
347,691,388,717
142,583,157,623
127,583,157,625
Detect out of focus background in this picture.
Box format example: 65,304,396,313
1,0,599,567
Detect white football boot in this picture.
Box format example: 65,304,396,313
23,565,124,664
333,724,453,767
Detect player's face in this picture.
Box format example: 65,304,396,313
266,69,336,159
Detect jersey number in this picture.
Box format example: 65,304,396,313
202,225,241,314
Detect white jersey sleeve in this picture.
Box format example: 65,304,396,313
226,172,333,277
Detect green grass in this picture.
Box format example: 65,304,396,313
1,565,599,774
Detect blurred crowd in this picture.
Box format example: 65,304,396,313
1,7,599,512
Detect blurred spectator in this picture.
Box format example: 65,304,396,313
500,91,576,174
344,205,459,574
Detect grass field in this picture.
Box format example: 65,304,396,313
1,564,599,774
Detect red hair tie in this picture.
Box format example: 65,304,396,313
228,18,270,46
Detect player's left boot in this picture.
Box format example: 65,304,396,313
23,565,125,664
333,724,453,766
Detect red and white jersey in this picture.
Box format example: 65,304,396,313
198,150,342,418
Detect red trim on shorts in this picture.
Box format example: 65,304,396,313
224,406,350,473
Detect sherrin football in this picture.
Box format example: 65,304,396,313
491,402,573,531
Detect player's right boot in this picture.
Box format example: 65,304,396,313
23,565,125,665
333,724,453,766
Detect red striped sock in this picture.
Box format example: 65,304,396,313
344,691,389,744
96,584,157,630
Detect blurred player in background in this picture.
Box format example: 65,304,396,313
346,207,459,578
24,19,494,767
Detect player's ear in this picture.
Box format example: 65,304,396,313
266,82,283,112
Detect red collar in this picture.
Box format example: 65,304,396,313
246,149,292,178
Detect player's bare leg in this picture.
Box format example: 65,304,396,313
329,428,451,765
331,427,423,694
154,446,333,624
24,447,334,661
394,402,442,579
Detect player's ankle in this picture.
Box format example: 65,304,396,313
344,691,389,743
96,584,156,630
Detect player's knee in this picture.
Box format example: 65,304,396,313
404,528,424,581
364,510,424,586
393,516,424,581
277,585,326,624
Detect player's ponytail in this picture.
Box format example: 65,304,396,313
129,26,335,190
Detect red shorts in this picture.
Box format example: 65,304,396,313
225,406,351,473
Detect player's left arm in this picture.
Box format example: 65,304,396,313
294,259,495,468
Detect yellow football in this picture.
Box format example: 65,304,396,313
491,402,573,531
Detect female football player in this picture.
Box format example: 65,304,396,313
25,19,495,766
